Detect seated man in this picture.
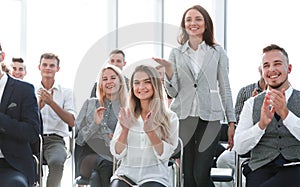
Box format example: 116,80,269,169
0,43,40,187
216,66,266,187
10,57,27,80
234,44,300,187
36,53,76,187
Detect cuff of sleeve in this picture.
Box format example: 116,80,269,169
153,141,172,161
90,122,101,131
114,146,127,160
110,139,127,160
253,122,266,136
283,111,295,128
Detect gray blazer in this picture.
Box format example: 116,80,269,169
165,42,236,123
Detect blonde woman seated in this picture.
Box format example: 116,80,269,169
110,65,179,187
75,65,128,187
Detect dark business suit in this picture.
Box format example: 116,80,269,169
0,75,40,186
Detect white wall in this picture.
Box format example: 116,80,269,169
2,0,298,111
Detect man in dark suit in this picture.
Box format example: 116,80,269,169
0,43,40,187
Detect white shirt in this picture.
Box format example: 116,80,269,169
234,86,300,154
0,73,8,158
110,110,179,187
35,82,76,137
188,41,207,77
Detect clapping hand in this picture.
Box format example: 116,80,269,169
94,107,106,125
118,107,132,130
259,88,289,130
38,88,53,109
143,112,159,133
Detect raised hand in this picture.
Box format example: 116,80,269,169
267,88,288,119
118,107,132,130
38,88,53,109
143,112,159,133
259,92,276,129
152,57,172,68
94,107,106,125
152,57,174,80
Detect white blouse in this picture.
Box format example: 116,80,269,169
110,109,179,186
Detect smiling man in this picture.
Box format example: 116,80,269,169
36,53,76,187
234,44,300,187
10,57,27,80
0,42,40,187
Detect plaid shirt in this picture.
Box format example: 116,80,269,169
234,81,263,123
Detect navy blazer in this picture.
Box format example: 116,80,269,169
0,75,40,185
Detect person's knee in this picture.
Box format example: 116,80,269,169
217,150,235,168
96,160,113,173
48,158,65,171
100,160,113,168
9,175,28,187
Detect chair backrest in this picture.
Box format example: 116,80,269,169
31,113,43,187
235,152,251,187
169,137,183,187
32,134,43,187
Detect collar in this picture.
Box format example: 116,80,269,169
285,86,293,101
38,81,60,91
181,40,207,53
0,73,8,88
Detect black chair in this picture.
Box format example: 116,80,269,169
235,152,250,187
169,137,184,187
211,122,234,185
31,113,43,187
31,134,43,187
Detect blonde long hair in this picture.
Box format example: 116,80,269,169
96,64,127,107
129,65,171,141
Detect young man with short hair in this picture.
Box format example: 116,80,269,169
36,53,76,187
10,57,27,80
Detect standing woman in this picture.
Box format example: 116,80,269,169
153,5,236,187
110,65,179,187
75,64,128,187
